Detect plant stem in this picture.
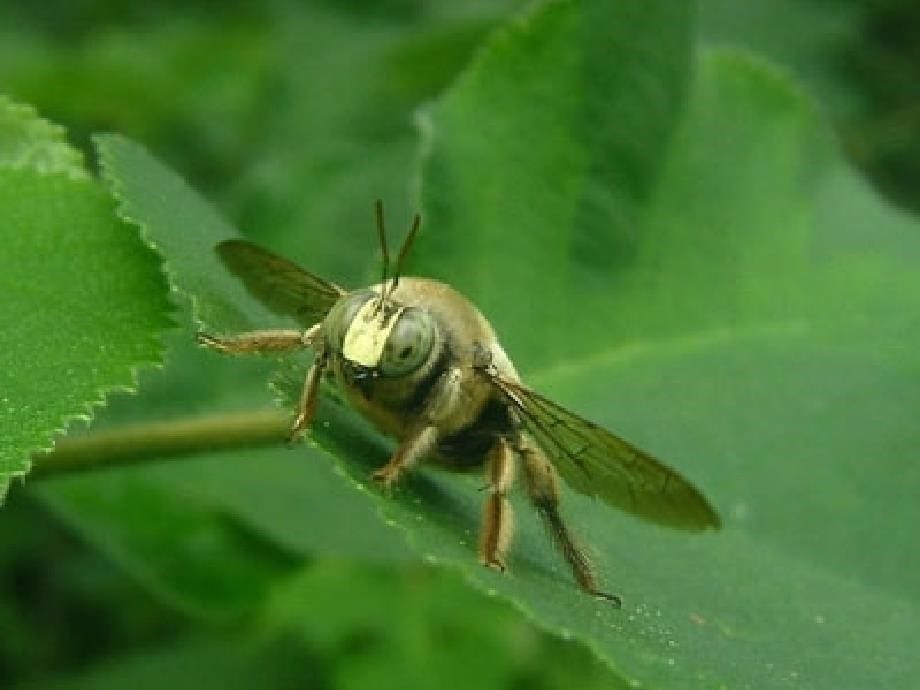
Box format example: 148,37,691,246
30,409,290,479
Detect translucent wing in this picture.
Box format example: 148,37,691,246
217,239,345,327
490,375,721,531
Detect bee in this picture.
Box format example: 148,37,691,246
198,201,720,604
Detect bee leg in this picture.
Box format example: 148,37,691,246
197,325,324,442
478,436,515,572
518,434,621,606
197,325,317,354
288,353,327,443
371,425,438,492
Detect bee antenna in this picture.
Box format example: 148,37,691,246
375,199,390,284
390,212,421,295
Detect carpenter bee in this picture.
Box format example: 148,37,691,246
198,201,720,604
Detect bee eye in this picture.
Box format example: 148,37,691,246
379,307,435,376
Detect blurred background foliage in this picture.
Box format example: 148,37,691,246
1,0,918,687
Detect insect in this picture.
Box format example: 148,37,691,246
198,201,720,604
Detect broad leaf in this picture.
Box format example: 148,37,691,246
17,636,312,690
37,468,295,618
0,97,171,497
261,561,615,690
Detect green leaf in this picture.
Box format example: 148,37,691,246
225,3,514,281
20,563,613,690
0,97,87,178
697,0,861,117
262,561,614,690
18,636,313,690
0,97,171,497
94,133,277,332
415,0,698,370
36,468,295,618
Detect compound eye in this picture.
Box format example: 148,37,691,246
379,307,435,376
325,291,374,351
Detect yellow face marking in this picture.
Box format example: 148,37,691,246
341,299,405,368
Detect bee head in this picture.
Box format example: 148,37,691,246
330,291,436,380
326,201,433,380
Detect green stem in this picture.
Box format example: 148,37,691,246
31,409,290,479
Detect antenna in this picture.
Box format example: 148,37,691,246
375,199,390,284
390,212,421,295
373,201,422,307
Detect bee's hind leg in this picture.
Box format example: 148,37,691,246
517,433,621,606
478,436,516,571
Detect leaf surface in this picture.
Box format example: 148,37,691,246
0,97,170,497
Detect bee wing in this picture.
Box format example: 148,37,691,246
490,375,721,531
217,239,345,326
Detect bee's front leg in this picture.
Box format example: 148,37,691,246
198,324,324,443
478,436,515,572
371,425,438,491
288,352,327,443
197,324,319,354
